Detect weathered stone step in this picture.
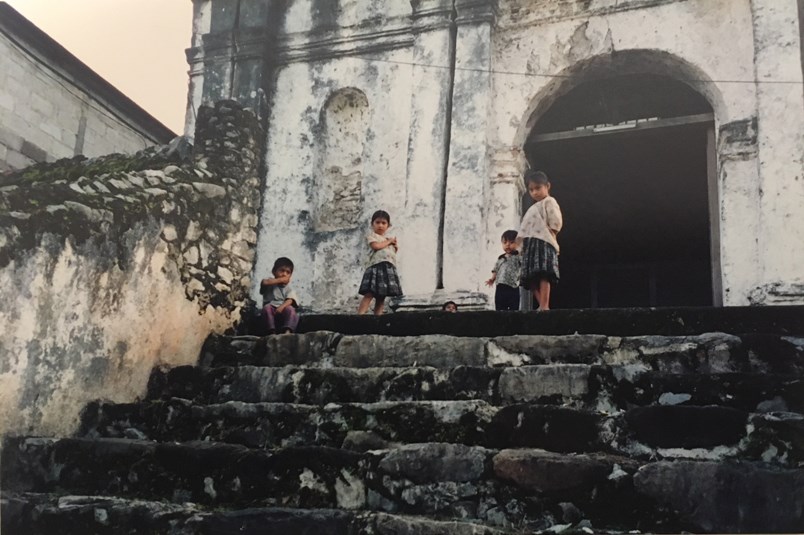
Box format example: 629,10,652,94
80,399,603,453
293,307,804,337
203,331,804,376
147,363,803,413
147,365,502,405
0,493,518,534
0,437,657,530
1,492,198,534
80,399,803,464
5,438,802,532
2,437,366,509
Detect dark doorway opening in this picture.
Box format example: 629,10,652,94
524,74,716,309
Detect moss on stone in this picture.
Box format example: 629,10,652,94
2,144,188,188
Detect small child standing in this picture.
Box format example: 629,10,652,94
518,170,563,311
358,210,403,315
260,257,300,333
485,230,522,311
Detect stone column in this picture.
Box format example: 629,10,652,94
483,146,526,306
187,0,279,134
231,0,276,113
486,145,524,252
442,0,498,294
398,0,455,296
487,146,525,241
185,0,212,136
749,0,804,304
717,118,761,305
201,0,240,102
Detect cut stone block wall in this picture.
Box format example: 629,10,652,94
0,30,162,172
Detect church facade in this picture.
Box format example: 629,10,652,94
186,0,804,311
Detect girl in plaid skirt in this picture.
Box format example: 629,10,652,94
357,210,403,315
518,170,563,311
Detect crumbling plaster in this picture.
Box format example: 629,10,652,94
188,0,804,310
484,0,803,305
0,236,226,436
0,102,262,436
256,51,416,311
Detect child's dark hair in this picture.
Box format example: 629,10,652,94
524,169,550,186
272,257,294,273
501,230,518,242
371,210,391,225
442,301,457,311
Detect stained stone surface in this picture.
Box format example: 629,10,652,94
634,461,804,533
4,318,804,533
0,101,264,437
498,365,591,402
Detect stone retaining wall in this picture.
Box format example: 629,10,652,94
0,101,262,436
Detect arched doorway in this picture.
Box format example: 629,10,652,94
524,71,719,308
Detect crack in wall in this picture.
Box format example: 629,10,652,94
436,2,459,290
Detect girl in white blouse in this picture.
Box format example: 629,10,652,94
517,170,563,311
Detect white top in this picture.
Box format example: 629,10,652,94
262,284,299,308
517,196,563,253
366,231,397,267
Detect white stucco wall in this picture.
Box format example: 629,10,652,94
0,31,158,172
485,0,755,305
482,0,804,305
256,51,415,311
0,235,226,436
191,0,804,310
748,0,804,304
0,102,262,437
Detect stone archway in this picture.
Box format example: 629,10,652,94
517,51,724,308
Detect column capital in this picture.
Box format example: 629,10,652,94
454,0,499,25
233,27,275,61
410,0,454,32
490,146,526,189
410,0,453,15
202,31,236,59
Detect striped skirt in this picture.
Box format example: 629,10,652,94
520,237,560,287
359,261,403,297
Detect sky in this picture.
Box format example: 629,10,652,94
6,0,194,134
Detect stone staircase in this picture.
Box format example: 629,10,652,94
3,308,804,534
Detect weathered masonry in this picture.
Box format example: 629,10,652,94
187,0,804,311
0,3,174,172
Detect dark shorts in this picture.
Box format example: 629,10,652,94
495,284,520,311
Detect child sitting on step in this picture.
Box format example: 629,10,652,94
260,257,299,334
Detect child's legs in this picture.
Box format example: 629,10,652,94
358,293,374,314
373,296,386,315
537,279,551,310
263,305,278,332
528,280,541,305
277,307,299,332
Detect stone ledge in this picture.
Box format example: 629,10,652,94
297,306,804,337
